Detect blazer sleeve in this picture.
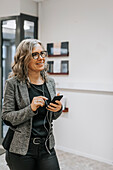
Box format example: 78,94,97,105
2,80,37,126
51,79,63,120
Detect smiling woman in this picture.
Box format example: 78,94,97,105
1,39,63,170
28,44,46,73
8,39,48,84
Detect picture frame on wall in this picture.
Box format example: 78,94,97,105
47,61,54,73
61,60,69,74
47,41,69,57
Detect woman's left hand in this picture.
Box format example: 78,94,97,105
46,100,62,112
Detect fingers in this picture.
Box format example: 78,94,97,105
34,97,47,106
34,98,44,106
48,100,61,107
34,96,48,103
39,96,48,101
46,100,62,112
54,100,61,105
31,96,48,111
46,105,61,112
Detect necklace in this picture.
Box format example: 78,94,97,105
30,83,45,96
28,76,45,95
30,83,49,107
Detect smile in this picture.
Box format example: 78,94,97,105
36,63,44,65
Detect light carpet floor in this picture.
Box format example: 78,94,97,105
0,149,113,170
56,150,113,170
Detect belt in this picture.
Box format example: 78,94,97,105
30,137,46,145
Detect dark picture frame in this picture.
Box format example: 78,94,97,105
47,41,69,57
61,60,69,74
47,61,54,73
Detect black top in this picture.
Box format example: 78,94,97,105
28,83,51,138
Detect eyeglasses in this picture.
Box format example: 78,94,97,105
32,51,48,60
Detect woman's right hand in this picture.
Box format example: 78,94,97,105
31,96,48,111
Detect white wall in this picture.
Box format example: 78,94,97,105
0,0,20,17
38,0,113,164
0,0,38,17
20,0,38,16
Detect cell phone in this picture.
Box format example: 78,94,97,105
50,95,63,104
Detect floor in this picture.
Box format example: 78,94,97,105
56,150,113,170
0,148,113,170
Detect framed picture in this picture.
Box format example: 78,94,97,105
47,41,69,57
47,61,54,73
61,60,69,74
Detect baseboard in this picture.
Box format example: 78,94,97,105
56,145,113,165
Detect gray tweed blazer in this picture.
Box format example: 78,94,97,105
2,76,62,155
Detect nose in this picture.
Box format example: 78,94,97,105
37,54,43,60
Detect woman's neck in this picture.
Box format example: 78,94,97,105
28,72,44,85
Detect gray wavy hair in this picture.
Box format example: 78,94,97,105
9,39,48,84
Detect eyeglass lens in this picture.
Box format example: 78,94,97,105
32,51,48,59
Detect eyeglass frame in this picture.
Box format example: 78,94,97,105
31,51,48,60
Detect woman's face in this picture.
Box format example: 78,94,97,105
28,44,45,73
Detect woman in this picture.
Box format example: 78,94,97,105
2,39,62,170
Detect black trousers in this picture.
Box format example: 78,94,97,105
5,138,60,170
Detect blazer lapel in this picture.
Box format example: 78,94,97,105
46,81,55,100
18,81,30,107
